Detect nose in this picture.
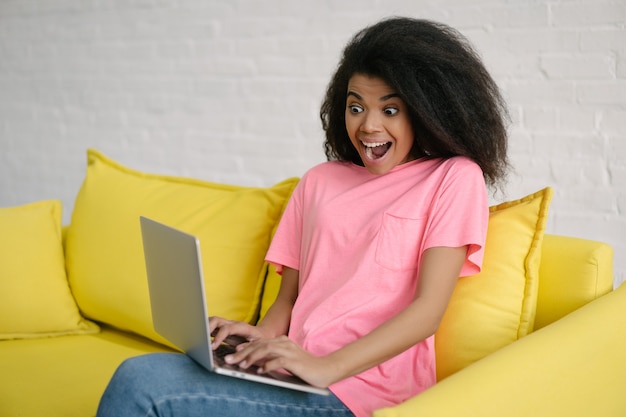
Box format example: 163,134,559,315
360,111,383,133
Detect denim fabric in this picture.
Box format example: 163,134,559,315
96,353,354,417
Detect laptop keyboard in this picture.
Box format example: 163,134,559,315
213,343,264,374
214,343,237,360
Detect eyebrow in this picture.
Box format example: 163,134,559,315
346,91,400,101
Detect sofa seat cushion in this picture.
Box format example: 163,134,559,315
0,199,98,340
0,326,174,417
65,149,298,346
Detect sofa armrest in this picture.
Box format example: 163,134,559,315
374,283,626,417
535,234,614,329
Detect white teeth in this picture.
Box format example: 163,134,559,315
362,141,390,160
362,141,388,148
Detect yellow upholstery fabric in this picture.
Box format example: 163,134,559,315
535,234,614,329
0,326,174,417
435,187,553,380
259,264,282,321
66,149,298,345
374,283,626,417
0,200,98,340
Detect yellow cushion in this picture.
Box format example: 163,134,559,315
259,264,282,321
66,149,298,345
435,187,553,380
0,200,99,340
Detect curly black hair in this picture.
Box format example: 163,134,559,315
321,17,510,190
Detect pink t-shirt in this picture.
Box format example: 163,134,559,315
265,157,488,417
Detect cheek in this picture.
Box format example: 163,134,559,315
403,127,415,147
344,115,358,140
396,120,414,148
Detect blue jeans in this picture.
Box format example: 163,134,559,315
97,353,355,417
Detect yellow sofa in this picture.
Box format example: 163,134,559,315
1,149,622,417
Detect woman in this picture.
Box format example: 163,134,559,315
97,17,509,417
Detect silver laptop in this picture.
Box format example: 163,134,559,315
139,216,329,396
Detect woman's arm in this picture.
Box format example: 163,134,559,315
320,245,466,381
256,266,299,338
227,246,466,388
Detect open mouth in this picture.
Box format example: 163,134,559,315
362,141,392,160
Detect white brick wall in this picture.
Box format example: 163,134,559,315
0,0,624,287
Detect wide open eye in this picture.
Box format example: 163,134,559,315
348,104,364,114
383,107,399,116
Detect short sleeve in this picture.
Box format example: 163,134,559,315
423,159,489,276
265,177,305,273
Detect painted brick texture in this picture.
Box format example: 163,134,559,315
0,0,624,287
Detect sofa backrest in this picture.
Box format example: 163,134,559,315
535,234,614,329
59,150,614,383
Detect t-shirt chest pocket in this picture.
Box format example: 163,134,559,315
375,213,426,271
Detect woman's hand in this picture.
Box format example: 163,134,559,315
223,335,340,389
209,317,268,350
210,266,299,352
